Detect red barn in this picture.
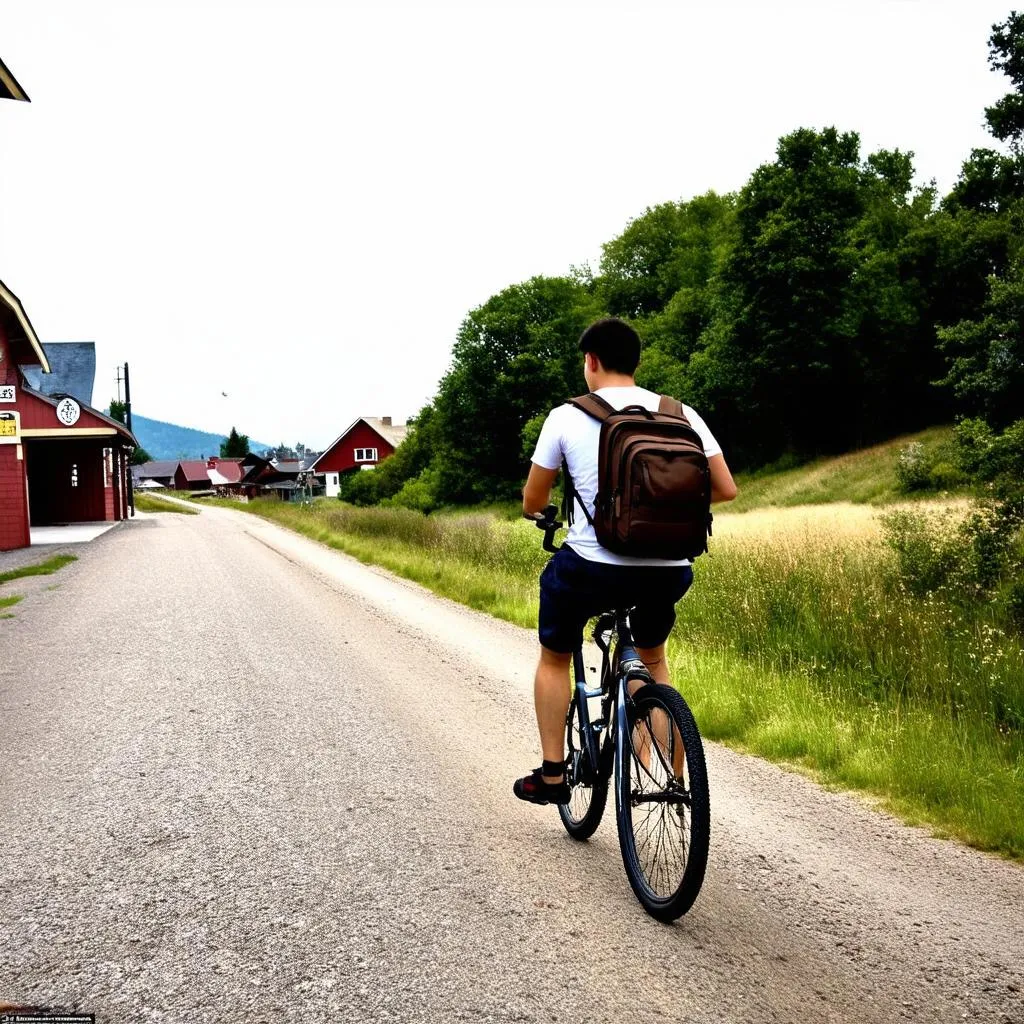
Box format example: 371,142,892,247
311,417,407,497
0,280,136,552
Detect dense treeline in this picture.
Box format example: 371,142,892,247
345,12,1024,509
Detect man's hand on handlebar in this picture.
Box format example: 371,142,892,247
524,504,561,529
524,504,563,552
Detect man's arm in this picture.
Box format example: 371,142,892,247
522,463,560,516
709,453,738,503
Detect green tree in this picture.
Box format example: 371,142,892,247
711,128,866,461
430,275,605,502
109,399,127,424
131,446,153,465
938,255,1024,427
937,11,1024,423
985,11,1024,151
220,427,250,458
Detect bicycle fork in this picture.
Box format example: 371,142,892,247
571,648,606,785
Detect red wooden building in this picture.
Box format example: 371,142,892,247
0,281,137,552
311,417,407,497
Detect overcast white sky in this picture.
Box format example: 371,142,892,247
1,0,1015,449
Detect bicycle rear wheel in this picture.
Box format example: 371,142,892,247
615,682,710,921
558,693,609,840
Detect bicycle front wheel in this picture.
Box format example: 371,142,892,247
615,683,710,921
558,693,609,841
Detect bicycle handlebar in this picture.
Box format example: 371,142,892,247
524,504,562,552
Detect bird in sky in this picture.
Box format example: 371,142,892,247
221,392,228,397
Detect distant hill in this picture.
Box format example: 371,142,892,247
123,413,273,461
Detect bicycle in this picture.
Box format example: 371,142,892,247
527,505,711,921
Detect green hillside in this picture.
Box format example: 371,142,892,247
728,426,961,512
125,413,273,461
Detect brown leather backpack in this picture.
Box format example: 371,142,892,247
563,394,713,560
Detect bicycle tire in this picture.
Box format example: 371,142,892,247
615,682,710,921
558,693,609,840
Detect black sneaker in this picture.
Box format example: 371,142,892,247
513,766,571,805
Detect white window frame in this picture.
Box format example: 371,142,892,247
354,447,379,463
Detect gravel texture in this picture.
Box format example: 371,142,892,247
1,504,1022,1023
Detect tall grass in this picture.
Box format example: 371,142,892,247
219,497,1023,857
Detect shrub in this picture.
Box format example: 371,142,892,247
951,417,1024,482
384,467,441,514
881,509,961,596
337,469,380,506
882,477,1024,630
926,460,968,491
895,442,932,492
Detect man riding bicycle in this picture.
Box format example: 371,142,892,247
514,317,738,806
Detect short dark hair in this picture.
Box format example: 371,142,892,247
577,318,641,375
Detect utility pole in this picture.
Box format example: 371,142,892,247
123,362,133,432
124,362,135,517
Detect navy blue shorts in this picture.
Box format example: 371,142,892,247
538,545,694,653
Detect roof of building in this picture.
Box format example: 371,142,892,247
310,417,408,470
21,342,96,406
0,57,29,102
135,460,179,480
366,417,408,447
177,460,212,482
209,460,244,485
0,279,48,371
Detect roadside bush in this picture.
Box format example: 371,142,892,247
882,477,1024,633
880,508,961,596
337,469,380,506
384,467,441,514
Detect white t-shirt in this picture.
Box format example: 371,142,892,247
531,386,723,567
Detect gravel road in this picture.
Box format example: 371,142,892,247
1,505,1022,1023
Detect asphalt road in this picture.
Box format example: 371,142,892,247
1,505,1022,1024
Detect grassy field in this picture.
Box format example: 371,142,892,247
201,486,1023,859
135,492,199,515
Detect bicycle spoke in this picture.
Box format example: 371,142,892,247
624,695,696,901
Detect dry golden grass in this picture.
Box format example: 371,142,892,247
715,497,973,548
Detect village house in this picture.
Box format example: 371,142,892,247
0,283,137,552
311,416,407,498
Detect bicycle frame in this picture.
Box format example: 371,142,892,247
568,611,654,788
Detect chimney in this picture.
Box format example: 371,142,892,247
381,416,392,426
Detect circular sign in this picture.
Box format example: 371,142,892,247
56,397,81,426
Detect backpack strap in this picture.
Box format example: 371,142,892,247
561,456,594,529
658,394,693,427
561,395,616,529
568,393,617,422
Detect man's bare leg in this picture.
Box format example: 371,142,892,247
635,642,683,775
534,646,573,782
636,643,669,685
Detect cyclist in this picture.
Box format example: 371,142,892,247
514,317,737,805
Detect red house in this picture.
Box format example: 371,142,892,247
311,417,407,497
0,280,136,551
